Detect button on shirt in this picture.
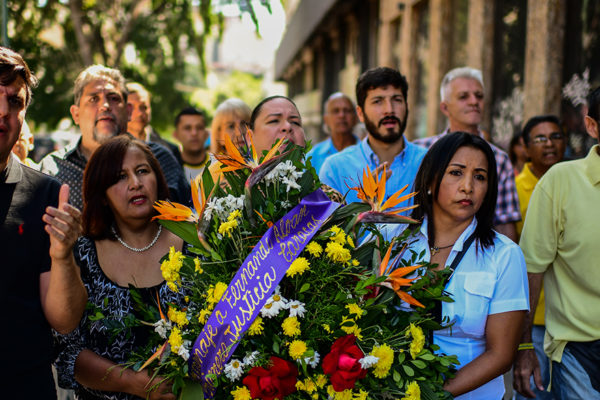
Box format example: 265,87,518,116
413,130,521,226
319,136,426,206
393,217,529,400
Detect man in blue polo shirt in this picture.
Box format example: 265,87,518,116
319,67,426,206
307,92,357,174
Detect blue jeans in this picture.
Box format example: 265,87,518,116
552,342,600,400
515,325,553,400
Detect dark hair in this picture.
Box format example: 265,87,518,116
0,46,38,106
521,115,561,146
175,106,206,127
249,95,299,129
588,86,600,123
411,131,498,249
82,136,170,239
355,67,408,109
508,131,523,166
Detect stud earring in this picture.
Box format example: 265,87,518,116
427,189,431,195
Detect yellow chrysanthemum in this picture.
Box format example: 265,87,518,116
340,320,363,340
329,225,347,245
323,324,332,334
194,258,203,274
167,281,178,292
371,344,394,378
231,386,252,400
282,316,301,337
325,242,351,264
334,389,353,400
168,326,183,351
207,282,228,304
402,381,421,400
305,241,323,257
351,259,360,267
198,309,211,324
302,378,317,393
218,219,238,238
315,374,328,389
160,247,184,289
288,340,308,360
407,323,425,359
248,316,264,336
167,307,189,327
287,257,310,277
228,209,242,221
346,303,364,319
346,235,355,248
327,385,336,397
354,390,369,400
296,381,306,391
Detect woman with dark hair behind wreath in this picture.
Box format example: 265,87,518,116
392,132,529,399
54,136,184,400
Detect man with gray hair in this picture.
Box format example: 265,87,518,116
307,92,357,174
413,66,521,241
40,65,190,208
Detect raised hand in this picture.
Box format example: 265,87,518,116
43,184,82,260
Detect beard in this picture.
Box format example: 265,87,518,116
363,110,408,144
93,113,127,144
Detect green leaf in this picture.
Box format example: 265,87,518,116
411,359,427,369
179,380,205,400
402,364,415,376
159,220,201,248
419,353,435,361
299,283,310,293
393,369,402,383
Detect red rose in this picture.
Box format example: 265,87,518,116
322,334,367,391
243,356,298,400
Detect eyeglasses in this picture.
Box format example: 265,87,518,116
531,133,565,145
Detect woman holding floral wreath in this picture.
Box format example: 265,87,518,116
393,132,529,399
54,136,184,400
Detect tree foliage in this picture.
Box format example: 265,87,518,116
6,0,275,132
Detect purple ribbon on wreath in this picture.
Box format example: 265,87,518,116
188,189,340,397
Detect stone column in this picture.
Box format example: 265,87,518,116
399,2,422,140
427,0,454,136
378,0,402,68
467,0,495,132
523,0,567,121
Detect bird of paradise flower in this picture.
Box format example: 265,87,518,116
379,239,424,308
152,179,215,249
349,165,419,224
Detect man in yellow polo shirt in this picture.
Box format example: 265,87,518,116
514,89,600,399
513,115,565,400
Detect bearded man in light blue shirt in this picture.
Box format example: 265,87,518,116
319,67,426,206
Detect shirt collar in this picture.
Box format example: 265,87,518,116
360,135,409,165
419,216,478,253
584,145,600,186
4,154,23,184
519,162,539,190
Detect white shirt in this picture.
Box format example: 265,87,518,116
397,217,529,400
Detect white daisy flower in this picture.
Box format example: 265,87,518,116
224,359,245,381
152,319,172,339
304,351,320,369
286,300,306,318
178,340,192,361
359,355,379,369
243,351,260,367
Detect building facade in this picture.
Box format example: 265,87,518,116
275,0,600,155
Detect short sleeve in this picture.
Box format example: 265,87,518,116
488,241,529,315
519,179,558,274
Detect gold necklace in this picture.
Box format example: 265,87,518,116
430,242,455,256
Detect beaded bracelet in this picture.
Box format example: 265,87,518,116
518,342,534,351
